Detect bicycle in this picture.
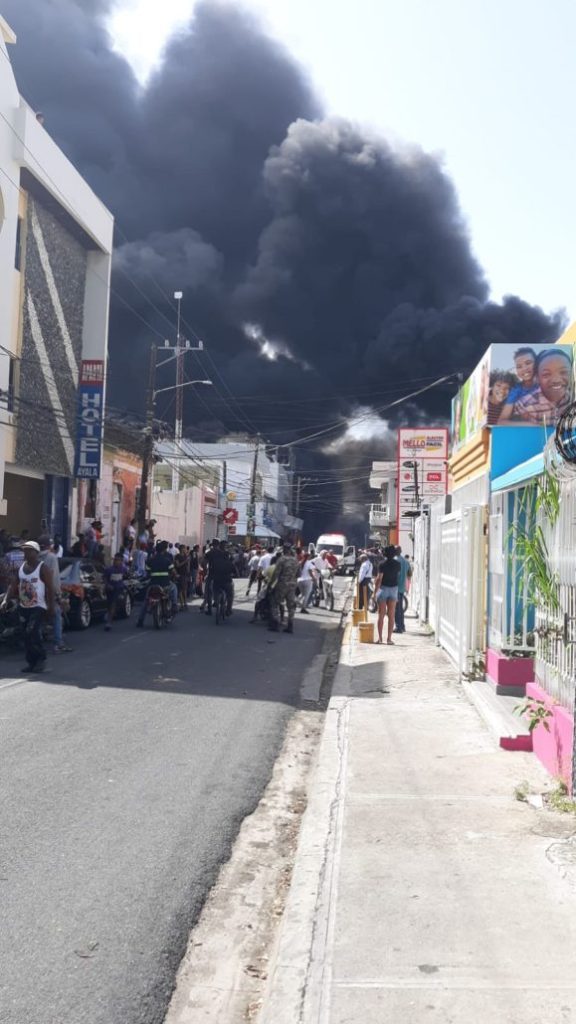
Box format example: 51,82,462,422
322,570,335,612
214,585,228,625
147,585,174,629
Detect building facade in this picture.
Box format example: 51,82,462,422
0,17,113,544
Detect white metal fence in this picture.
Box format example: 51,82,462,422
412,497,486,676
437,506,486,675
488,489,535,653
534,477,576,712
428,499,445,635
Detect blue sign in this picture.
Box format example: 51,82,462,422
74,360,104,479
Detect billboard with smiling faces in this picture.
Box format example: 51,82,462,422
451,343,574,450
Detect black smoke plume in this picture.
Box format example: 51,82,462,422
3,0,564,537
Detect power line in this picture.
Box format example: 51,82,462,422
272,374,458,448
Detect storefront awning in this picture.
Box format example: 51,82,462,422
492,453,544,492
254,525,281,539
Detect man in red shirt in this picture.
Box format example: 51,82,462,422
323,549,338,570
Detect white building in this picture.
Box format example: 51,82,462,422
0,16,113,542
368,460,397,542
153,438,302,544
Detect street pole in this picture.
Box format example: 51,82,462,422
138,343,157,535
247,436,260,544
172,342,185,492
172,291,183,494
295,474,302,519
413,462,421,511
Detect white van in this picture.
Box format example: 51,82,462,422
315,534,356,575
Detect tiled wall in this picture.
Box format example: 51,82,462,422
15,195,87,476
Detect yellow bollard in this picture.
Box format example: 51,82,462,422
358,621,374,644
352,607,367,626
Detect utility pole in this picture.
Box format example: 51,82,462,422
138,343,157,535
247,436,260,542
413,461,421,511
152,290,204,494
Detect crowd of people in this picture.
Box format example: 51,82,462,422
0,518,343,672
0,511,415,671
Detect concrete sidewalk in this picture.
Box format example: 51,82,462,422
259,616,576,1024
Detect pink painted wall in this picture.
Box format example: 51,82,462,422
526,681,573,789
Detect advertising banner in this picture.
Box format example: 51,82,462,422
74,359,104,479
452,343,574,451
397,428,449,554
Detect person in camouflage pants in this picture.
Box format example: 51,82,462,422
268,545,299,633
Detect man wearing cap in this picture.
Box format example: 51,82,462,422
3,540,55,672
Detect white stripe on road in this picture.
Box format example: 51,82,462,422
0,678,26,692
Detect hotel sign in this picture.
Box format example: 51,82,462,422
74,360,104,479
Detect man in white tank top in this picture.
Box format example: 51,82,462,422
3,540,55,672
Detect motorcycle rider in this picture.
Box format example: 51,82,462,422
136,541,178,627
104,552,129,631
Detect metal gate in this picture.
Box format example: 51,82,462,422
438,505,486,676
428,498,445,634
412,510,430,624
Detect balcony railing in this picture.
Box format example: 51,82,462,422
369,504,390,528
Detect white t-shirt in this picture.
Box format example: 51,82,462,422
134,549,148,574
249,554,260,571
311,556,326,574
299,560,314,582
259,553,273,571
358,560,373,583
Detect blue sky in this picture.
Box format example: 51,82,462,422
110,0,576,320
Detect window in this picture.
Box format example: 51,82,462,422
14,217,23,271
7,357,14,413
84,479,98,519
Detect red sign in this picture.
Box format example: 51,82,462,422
223,508,238,525
80,359,105,386
427,472,442,481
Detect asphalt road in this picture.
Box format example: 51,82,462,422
0,578,348,1024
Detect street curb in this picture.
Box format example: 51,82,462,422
257,605,354,1024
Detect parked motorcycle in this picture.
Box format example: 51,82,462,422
0,598,23,648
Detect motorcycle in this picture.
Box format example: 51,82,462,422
0,598,23,648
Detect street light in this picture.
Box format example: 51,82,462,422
153,380,212,399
